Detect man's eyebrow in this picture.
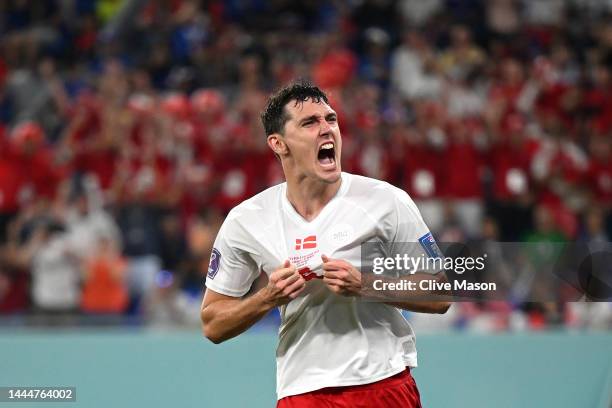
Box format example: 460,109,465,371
298,115,320,124
298,112,337,124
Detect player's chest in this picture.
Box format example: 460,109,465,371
258,209,381,278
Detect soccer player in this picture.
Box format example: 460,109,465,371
200,82,451,407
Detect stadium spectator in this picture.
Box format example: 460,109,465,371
29,219,81,324
81,236,129,314
391,29,443,100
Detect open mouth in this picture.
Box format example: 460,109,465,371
317,142,335,166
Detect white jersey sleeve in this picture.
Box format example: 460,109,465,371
205,215,260,298
389,186,433,242
388,185,443,272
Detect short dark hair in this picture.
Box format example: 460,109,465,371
261,81,330,136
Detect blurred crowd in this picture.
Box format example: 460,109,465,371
0,0,611,330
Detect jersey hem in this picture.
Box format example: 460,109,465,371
276,365,411,400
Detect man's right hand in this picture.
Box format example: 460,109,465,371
201,260,306,344
260,260,306,307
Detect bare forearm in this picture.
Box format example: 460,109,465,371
201,289,275,344
385,301,451,314
202,262,306,344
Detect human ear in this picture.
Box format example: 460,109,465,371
267,134,288,155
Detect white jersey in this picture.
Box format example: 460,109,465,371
205,172,436,399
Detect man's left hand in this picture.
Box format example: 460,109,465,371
321,255,361,297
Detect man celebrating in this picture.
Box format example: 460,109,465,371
201,82,450,407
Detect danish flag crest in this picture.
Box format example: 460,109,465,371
295,235,317,250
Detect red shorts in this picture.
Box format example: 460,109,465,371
277,369,422,408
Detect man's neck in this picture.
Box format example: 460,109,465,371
285,174,342,222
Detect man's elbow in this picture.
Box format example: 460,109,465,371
203,326,225,344
201,311,224,344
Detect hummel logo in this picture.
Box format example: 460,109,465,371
295,235,317,250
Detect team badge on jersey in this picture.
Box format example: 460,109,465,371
208,248,221,279
418,232,443,258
